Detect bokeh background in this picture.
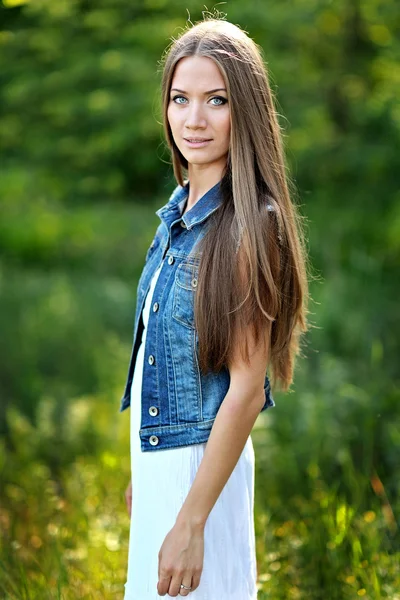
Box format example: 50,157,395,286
0,0,399,598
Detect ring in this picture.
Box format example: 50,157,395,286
180,583,192,590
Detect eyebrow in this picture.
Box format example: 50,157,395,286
170,88,227,94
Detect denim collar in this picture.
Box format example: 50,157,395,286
156,179,223,231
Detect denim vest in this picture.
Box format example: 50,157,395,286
119,179,275,451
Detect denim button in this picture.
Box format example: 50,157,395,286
168,255,174,265
153,302,159,312
148,355,155,365
149,406,159,416
191,278,197,288
149,435,159,446
180,220,187,228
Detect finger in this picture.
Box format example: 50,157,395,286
177,575,193,596
157,574,171,596
191,571,201,591
168,573,191,597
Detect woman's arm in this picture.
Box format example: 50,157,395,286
176,315,271,530
156,244,273,595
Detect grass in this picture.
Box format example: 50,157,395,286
0,394,398,599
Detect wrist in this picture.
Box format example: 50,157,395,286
176,507,207,531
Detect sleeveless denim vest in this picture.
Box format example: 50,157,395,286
119,179,275,451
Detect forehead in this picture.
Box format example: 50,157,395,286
171,56,225,87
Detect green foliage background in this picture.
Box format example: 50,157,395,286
0,0,399,598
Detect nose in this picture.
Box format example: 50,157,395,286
185,101,207,130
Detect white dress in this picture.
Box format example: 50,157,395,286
123,259,258,600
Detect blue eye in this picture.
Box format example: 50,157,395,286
172,95,187,104
210,96,227,106
171,95,228,106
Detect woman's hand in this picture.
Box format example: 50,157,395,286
125,479,132,517
157,518,204,596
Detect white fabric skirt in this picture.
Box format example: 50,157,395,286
123,260,258,599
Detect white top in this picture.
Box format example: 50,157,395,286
123,258,259,599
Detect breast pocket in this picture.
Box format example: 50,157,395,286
172,261,199,329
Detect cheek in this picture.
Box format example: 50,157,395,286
167,105,178,130
222,114,231,143
217,108,230,131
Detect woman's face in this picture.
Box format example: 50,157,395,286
167,55,230,172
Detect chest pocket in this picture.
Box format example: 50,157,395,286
172,260,199,329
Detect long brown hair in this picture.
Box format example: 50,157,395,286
159,14,311,393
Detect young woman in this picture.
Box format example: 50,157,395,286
121,15,309,599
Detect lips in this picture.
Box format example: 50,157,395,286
184,138,212,142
